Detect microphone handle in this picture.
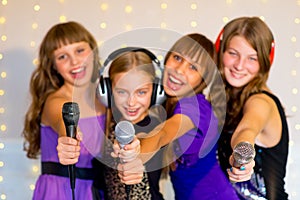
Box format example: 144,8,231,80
66,125,77,190
120,158,131,200
125,185,131,200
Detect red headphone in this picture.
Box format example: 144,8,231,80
215,29,275,65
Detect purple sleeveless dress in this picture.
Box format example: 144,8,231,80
169,94,239,200
33,115,106,200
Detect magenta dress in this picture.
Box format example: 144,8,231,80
33,115,106,200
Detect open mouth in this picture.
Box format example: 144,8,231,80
71,66,86,79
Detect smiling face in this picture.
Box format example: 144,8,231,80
53,41,94,87
163,52,203,98
112,69,153,124
223,36,260,88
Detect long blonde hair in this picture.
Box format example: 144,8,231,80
22,21,101,159
104,50,156,137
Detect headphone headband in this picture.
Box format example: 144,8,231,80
97,47,166,108
103,47,160,68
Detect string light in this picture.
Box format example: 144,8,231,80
59,15,67,22
1,0,7,6
0,1,298,199
124,5,132,13
0,124,6,131
100,3,108,11
160,22,167,29
100,22,107,29
0,72,5,78
190,21,197,28
190,3,197,10
0,194,6,200
161,3,167,10
222,17,229,23
125,24,132,31
0,0,5,196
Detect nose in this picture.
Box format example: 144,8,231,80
70,54,79,65
175,60,190,74
234,57,244,71
127,94,136,106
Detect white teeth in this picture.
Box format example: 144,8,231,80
232,71,244,78
169,75,182,84
127,109,137,113
71,67,84,74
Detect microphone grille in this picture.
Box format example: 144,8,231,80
115,121,135,146
62,102,80,126
233,141,255,165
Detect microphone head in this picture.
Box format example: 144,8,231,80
233,141,255,165
115,120,135,147
62,102,80,126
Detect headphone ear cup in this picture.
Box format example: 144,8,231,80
269,41,275,66
151,77,166,106
215,29,224,53
97,76,112,108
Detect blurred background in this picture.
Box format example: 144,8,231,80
0,0,299,199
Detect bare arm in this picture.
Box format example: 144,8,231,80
230,94,273,148
138,113,194,162
42,94,68,137
228,94,274,181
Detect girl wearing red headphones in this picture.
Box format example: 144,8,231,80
216,16,289,200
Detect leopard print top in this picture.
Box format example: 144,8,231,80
104,124,151,200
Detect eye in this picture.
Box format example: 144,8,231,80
77,48,85,54
190,65,198,71
248,56,258,62
56,54,67,61
227,50,238,56
116,89,126,95
137,90,147,96
173,54,182,62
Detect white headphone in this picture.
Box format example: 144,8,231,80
97,47,166,108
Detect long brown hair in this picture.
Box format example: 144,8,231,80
164,33,226,129
217,17,274,127
22,21,101,159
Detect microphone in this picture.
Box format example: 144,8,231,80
232,141,255,168
114,120,135,200
115,120,135,148
62,102,80,200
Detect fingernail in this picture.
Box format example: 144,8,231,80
240,166,246,171
230,167,233,172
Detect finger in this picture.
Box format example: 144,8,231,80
118,149,139,162
58,136,78,145
76,131,83,141
227,168,254,182
121,160,145,173
57,141,80,153
118,169,144,185
123,137,140,151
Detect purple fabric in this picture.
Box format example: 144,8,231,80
173,94,219,157
170,94,238,200
33,115,105,200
